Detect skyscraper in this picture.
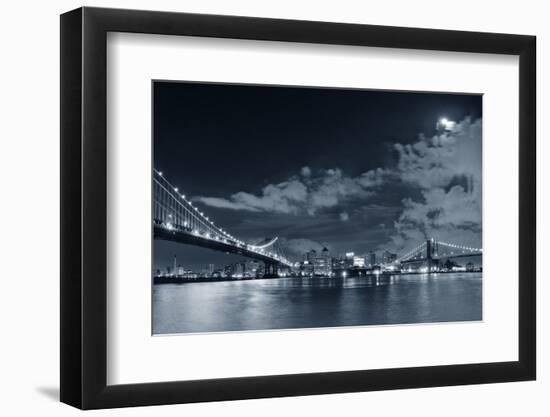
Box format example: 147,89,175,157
367,251,376,267
313,247,332,276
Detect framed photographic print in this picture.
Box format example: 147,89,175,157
60,7,536,409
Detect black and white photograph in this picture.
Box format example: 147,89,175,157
152,81,483,335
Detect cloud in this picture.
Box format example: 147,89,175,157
394,117,481,190
278,238,328,258
196,179,307,214
197,197,262,212
195,166,387,216
194,117,482,258
384,117,482,253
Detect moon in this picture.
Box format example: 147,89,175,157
438,117,455,131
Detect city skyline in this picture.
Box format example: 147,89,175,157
154,81,482,270
155,243,482,280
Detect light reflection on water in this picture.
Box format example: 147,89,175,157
153,273,482,335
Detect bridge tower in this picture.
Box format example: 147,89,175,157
264,262,279,278
426,239,434,272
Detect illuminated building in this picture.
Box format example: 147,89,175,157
313,247,332,276
353,256,365,267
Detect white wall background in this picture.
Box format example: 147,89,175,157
0,0,545,415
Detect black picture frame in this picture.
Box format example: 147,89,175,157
60,6,536,410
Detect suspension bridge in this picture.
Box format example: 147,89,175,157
389,238,482,272
153,170,292,277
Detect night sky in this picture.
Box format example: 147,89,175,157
153,81,482,270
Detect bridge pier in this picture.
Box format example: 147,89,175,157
264,262,279,278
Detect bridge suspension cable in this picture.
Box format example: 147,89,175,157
394,238,482,265
436,241,482,253
153,169,292,267
396,241,427,263
248,237,278,250
154,169,243,244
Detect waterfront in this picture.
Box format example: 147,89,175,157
152,272,482,334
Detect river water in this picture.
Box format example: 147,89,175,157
152,272,482,335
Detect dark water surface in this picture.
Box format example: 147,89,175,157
152,273,482,335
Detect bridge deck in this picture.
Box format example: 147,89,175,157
154,225,286,265
400,252,482,264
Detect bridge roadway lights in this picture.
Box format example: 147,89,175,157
154,225,285,269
